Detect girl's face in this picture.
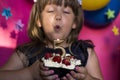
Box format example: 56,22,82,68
40,3,76,42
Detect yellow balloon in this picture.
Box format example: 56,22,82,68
82,0,110,11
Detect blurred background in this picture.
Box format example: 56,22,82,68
0,0,120,80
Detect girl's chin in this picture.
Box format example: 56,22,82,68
50,34,65,40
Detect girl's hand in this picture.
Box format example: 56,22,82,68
28,60,59,80
39,60,60,80
61,66,87,80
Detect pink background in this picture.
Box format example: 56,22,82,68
0,0,120,80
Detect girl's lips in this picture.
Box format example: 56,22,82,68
54,25,61,32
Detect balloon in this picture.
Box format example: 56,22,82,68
84,0,120,29
82,0,110,11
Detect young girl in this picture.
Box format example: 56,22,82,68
0,0,103,80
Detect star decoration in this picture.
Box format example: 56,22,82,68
105,9,115,19
15,20,24,31
2,8,12,20
112,25,119,36
10,30,17,39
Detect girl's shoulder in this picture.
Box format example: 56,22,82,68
16,42,40,55
72,39,95,50
16,42,33,53
70,39,95,66
15,42,41,67
78,39,95,48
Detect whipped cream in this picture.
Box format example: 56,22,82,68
42,53,81,70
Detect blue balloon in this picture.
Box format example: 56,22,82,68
84,0,120,29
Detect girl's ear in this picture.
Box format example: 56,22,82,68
72,23,76,29
37,19,42,27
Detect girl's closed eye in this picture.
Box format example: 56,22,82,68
63,8,72,14
47,9,54,13
63,10,70,14
46,7,55,13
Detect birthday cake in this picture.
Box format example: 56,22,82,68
42,53,81,70
41,39,81,78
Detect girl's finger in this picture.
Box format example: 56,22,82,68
70,70,86,80
66,73,75,80
39,60,49,70
75,66,87,74
40,69,54,76
42,74,59,80
61,76,67,80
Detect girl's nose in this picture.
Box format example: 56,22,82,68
55,12,62,21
